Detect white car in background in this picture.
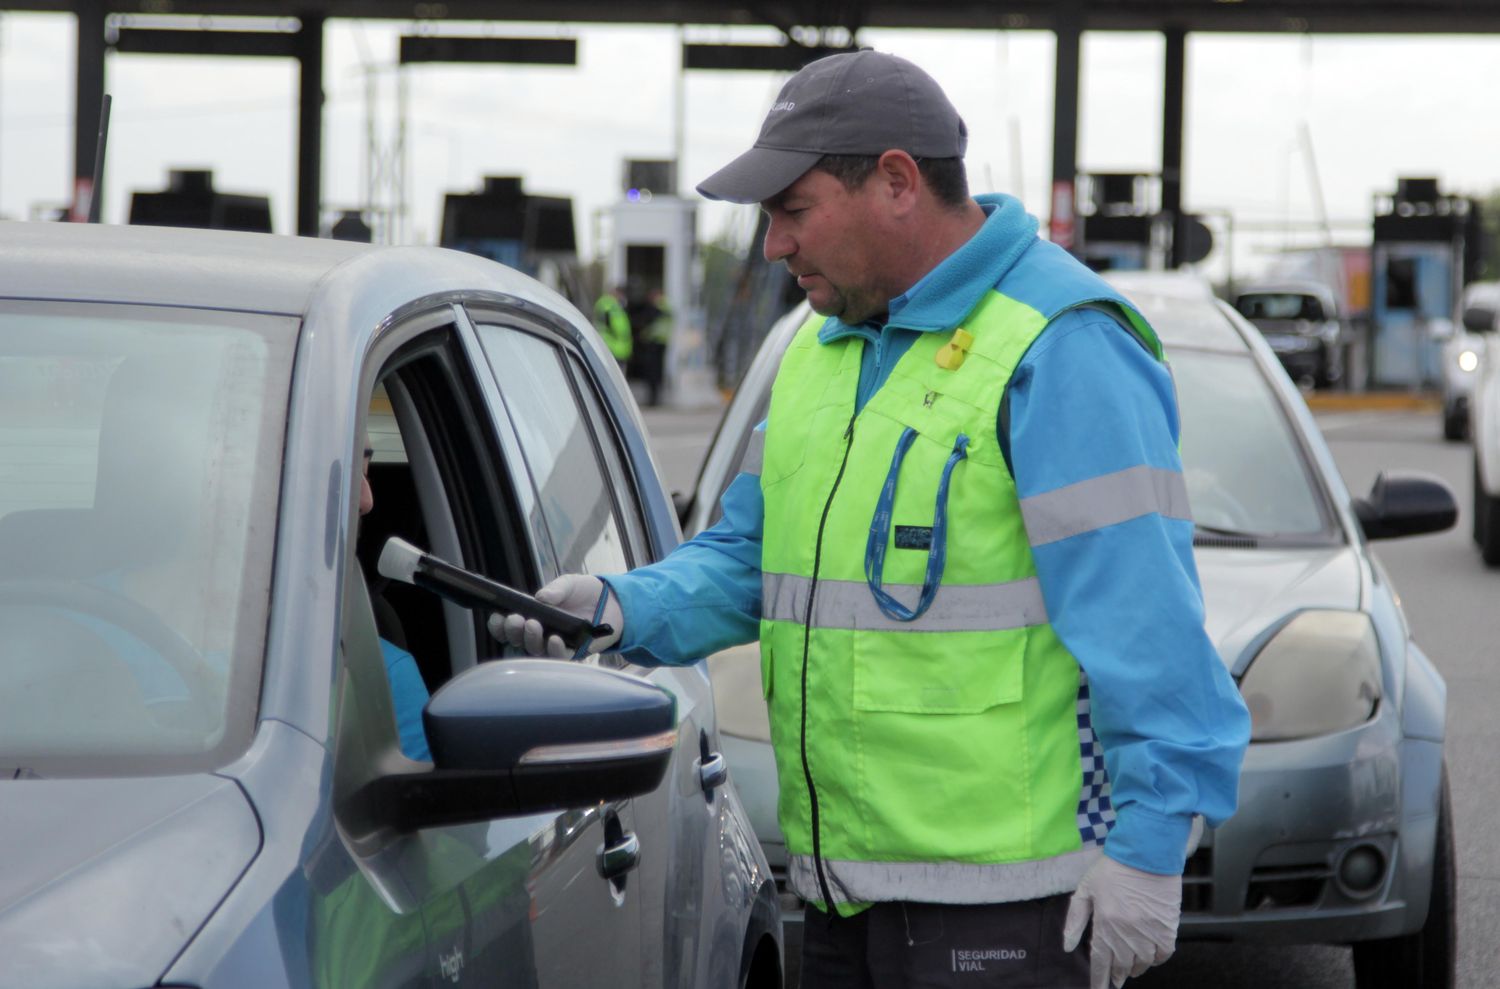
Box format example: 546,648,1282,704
1465,283,1500,563
1440,281,1495,441
685,274,1459,989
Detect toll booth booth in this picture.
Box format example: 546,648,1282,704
1370,177,1480,388
605,160,694,317
129,168,272,233
1074,173,1159,272
606,159,715,407
439,176,577,289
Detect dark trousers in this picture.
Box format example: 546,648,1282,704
637,340,667,406
801,896,1089,989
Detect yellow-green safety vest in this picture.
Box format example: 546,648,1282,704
594,294,633,361
757,288,1162,914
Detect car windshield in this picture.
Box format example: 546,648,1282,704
1172,348,1333,540
1236,293,1324,322
0,301,293,776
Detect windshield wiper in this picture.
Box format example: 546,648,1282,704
1193,523,1262,546
1194,523,1260,539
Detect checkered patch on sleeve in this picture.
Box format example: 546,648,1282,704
1075,673,1115,845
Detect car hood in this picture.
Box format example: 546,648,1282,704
1197,545,1362,670
0,773,260,989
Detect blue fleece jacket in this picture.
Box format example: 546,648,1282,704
604,194,1249,880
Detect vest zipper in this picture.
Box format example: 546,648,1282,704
801,411,857,916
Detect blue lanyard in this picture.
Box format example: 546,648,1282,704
864,426,970,622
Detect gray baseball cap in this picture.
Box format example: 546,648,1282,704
696,50,969,204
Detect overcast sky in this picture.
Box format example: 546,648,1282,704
2,12,1499,286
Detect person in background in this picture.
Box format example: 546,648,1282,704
593,284,633,374
634,288,673,406
494,50,1249,989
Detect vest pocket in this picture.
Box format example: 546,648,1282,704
851,628,1026,715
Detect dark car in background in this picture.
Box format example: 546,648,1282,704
687,274,1457,989
1233,280,1346,389
0,221,781,989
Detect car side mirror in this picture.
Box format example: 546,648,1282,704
341,659,676,837
1353,471,1457,540
1462,305,1497,334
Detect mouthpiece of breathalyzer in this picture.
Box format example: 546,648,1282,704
377,537,610,649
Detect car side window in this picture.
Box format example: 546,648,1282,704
562,351,652,562
350,322,541,729
471,322,632,576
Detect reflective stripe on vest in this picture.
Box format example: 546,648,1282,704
762,571,1047,633
1020,464,1193,547
740,427,766,478
787,846,1102,907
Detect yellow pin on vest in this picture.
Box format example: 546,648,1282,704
934,327,974,370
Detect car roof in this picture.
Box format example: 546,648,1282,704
757,271,1252,361
0,220,378,316
1463,280,1500,307
1101,270,1249,353
0,221,584,329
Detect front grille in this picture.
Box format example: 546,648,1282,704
1245,863,1330,911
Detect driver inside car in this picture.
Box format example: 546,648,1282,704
358,438,432,762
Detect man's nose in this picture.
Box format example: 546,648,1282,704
763,217,793,263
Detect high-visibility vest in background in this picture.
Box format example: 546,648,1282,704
646,298,674,345
593,294,633,361
758,276,1162,916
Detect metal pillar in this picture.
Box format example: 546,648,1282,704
295,14,324,237
1049,10,1081,251
72,0,106,221
1162,26,1186,267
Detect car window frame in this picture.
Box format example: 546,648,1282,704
352,304,540,688
461,302,653,573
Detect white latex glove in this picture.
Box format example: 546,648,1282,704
486,574,624,658
1062,854,1181,989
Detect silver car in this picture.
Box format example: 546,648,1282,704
1439,281,1494,442
0,221,781,989
687,273,1456,989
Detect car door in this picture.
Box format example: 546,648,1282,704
461,305,649,989
465,304,736,989
331,304,641,989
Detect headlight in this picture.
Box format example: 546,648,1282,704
1238,610,1382,741
1458,349,1480,373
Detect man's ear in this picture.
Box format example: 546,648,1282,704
875,150,922,214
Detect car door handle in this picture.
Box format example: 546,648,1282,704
596,830,641,881
699,751,728,793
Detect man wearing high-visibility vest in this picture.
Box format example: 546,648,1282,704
593,285,633,370
495,50,1248,989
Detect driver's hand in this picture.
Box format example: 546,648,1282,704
486,574,623,658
